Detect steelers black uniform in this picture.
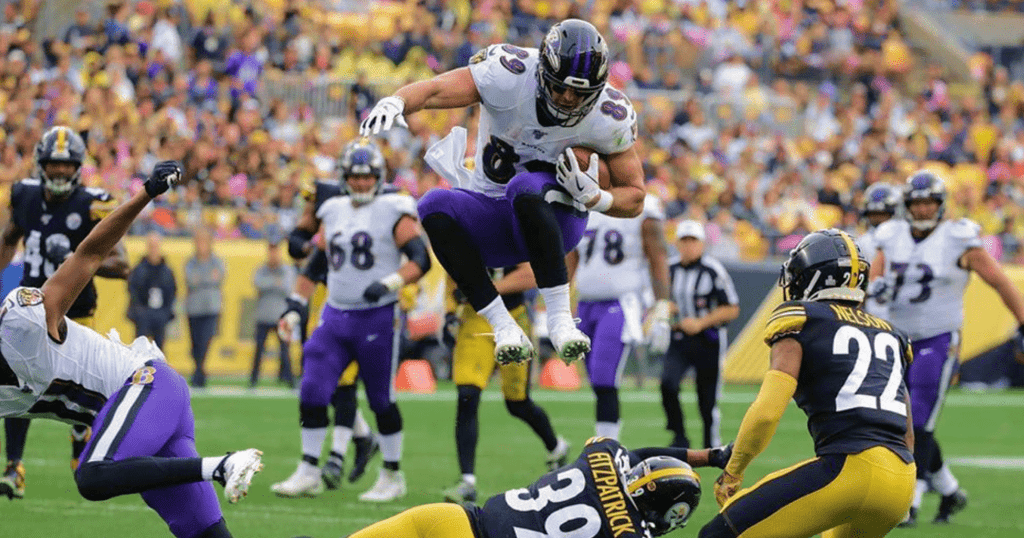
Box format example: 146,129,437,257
700,301,916,538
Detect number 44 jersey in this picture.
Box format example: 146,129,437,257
468,437,653,538
466,44,638,197
316,192,417,310
873,218,981,341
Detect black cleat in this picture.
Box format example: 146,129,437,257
322,460,343,490
934,489,967,524
896,507,917,528
348,436,380,483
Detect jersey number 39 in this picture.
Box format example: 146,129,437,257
505,468,603,538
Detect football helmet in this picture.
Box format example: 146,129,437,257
338,139,386,204
861,183,900,218
626,456,702,536
779,229,868,304
35,126,86,198
903,171,946,231
537,19,609,128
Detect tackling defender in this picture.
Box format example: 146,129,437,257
869,171,1024,526
0,161,263,538
361,19,645,366
701,229,915,538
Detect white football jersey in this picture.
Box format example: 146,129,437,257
856,226,887,319
575,195,665,302
874,218,982,340
467,44,638,197
317,193,418,310
0,287,156,425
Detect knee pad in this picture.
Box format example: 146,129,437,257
594,386,620,423
75,461,115,501
299,405,329,429
331,386,358,427
375,404,403,435
457,385,482,420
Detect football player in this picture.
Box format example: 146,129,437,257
0,161,263,538
273,139,430,502
346,437,731,538
441,263,570,504
701,230,916,538
565,194,671,440
855,183,899,319
869,171,1024,526
0,126,129,499
361,19,645,366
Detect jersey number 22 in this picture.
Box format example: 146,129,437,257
833,326,907,416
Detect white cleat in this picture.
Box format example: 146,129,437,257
546,436,571,471
214,448,264,504
270,462,325,498
493,323,535,365
358,469,407,502
549,318,590,363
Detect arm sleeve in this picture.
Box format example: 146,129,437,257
725,369,798,477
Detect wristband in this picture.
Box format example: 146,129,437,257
381,273,405,292
590,190,613,213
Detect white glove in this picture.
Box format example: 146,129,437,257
647,300,672,355
866,278,892,304
277,311,301,343
359,96,409,136
555,148,601,207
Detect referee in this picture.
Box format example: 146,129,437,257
660,220,740,449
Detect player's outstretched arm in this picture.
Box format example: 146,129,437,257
95,241,130,279
0,217,24,273
630,443,732,469
963,246,1024,327
42,161,181,338
361,68,480,136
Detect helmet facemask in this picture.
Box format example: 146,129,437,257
536,19,609,128
339,140,386,205
39,160,82,198
904,172,946,232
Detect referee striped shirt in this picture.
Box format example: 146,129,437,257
669,255,740,339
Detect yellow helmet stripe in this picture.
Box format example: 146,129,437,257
56,128,67,154
838,231,860,289
626,467,700,494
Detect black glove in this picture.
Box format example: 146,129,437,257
708,441,734,470
1015,325,1024,357
145,160,182,198
363,281,390,303
44,243,72,267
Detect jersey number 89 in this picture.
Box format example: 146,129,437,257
505,468,603,538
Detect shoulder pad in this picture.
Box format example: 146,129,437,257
90,197,120,221
383,193,418,217
585,436,610,447
84,187,113,201
642,194,665,221
872,219,904,244
17,178,41,187
15,287,43,307
584,87,638,154
947,218,981,240
468,44,536,110
764,301,807,345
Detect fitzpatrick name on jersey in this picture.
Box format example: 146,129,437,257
316,193,417,310
467,44,638,197
576,195,664,302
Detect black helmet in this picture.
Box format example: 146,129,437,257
861,182,900,218
780,229,868,304
35,126,86,198
903,170,946,231
338,138,386,204
626,456,702,536
537,19,609,128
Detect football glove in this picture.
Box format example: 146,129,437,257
277,295,309,343
647,299,672,355
555,148,601,207
359,96,408,136
145,160,182,198
44,242,72,267
714,470,743,508
708,441,734,470
866,278,892,304
362,273,404,303
1015,325,1024,358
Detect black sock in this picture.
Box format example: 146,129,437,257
4,418,30,462
511,193,568,288
196,519,232,538
331,385,358,428
456,386,481,475
505,398,559,451
930,439,944,474
76,457,202,501
421,213,499,311
914,428,935,479
594,386,620,424
660,381,685,439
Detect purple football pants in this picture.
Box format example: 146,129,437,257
78,361,221,538
907,332,958,431
301,303,399,413
577,299,631,388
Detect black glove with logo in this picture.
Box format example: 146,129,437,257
145,160,183,198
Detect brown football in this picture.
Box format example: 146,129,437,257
570,146,610,189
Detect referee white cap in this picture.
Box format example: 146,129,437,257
674,220,705,241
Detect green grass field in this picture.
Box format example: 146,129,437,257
5,381,1023,538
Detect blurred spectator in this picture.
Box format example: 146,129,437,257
249,239,296,388
185,229,224,388
127,232,177,350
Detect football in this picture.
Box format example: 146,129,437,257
570,146,611,189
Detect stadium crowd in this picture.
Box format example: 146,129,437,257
1,0,1023,262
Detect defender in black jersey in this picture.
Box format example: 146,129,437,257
345,437,729,538
699,230,915,538
0,126,128,499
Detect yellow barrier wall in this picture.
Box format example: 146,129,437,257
724,267,1024,384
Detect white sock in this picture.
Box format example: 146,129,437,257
379,431,403,464
332,426,353,457
540,284,572,326
913,478,927,509
595,421,621,440
932,464,960,496
353,409,371,438
298,460,319,475
462,474,476,486
478,295,517,330
201,456,223,481
301,427,328,462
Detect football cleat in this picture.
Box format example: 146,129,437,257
348,436,380,483
321,460,344,490
548,318,591,364
442,479,477,504
934,489,967,524
546,436,571,471
358,468,407,502
212,449,263,504
493,323,535,365
271,462,325,498
896,507,917,528
70,426,91,472
0,461,25,500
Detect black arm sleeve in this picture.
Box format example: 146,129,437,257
288,228,314,260
398,235,431,273
300,247,329,284
627,447,692,467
